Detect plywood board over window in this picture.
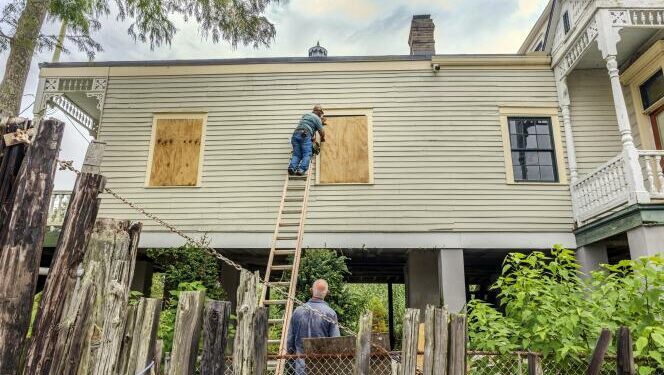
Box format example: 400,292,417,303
318,114,373,184
146,114,206,187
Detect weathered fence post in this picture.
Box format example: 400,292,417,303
168,291,206,375
23,141,106,374
253,307,269,375
616,327,635,375
153,340,164,375
0,119,64,374
448,313,466,375
423,305,449,375
400,308,421,375
201,300,232,375
587,329,613,375
126,298,162,375
355,311,373,375
233,270,267,375
527,353,542,375
0,120,29,231
86,219,142,375
117,303,138,374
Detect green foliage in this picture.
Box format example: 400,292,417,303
147,243,226,302
467,247,664,372
366,297,388,333
294,249,365,333
27,291,43,338
0,0,280,57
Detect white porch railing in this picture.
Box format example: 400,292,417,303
571,152,631,224
639,150,664,199
47,191,71,227
571,150,664,225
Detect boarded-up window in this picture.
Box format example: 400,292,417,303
319,115,371,184
147,116,205,187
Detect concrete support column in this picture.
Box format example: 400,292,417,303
576,243,608,276
438,249,466,313
131,260,154,296
406,250,442,314
627,226,664,258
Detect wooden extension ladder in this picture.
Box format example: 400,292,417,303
260,161,315,374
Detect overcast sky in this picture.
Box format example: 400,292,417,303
0,0,549,188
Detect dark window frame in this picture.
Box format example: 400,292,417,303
563,11,571,34
640,69,664,110
508,116,559,183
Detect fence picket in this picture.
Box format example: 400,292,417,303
448,313,466,375
168,291,205,375
201,300,232,375
400,308,420,375
355,311,373,375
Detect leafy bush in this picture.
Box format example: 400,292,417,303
147,242,226,302
467,247,664,374
294,249,365,332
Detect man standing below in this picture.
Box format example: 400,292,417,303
287,279,340,374
288,105,326,176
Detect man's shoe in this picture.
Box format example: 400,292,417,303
288,168,295,176
295,170,305,176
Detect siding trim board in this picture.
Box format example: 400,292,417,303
137,231,577,250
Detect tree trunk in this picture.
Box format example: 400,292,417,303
0,119,64,375
0,0,52,116
22,171,106,374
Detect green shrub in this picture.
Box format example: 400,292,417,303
467,246,664,374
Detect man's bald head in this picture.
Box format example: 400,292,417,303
311,279,329,299
312,104,324,118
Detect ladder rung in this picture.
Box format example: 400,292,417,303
264,299,288,305
268,281,290,287
276,236,297,240
282,210,302,214
288,186,306,190
271,265,293,271
274,250,296,256
284,198,304,203
268,319,284,325
268,339,281,345
279,223,299,227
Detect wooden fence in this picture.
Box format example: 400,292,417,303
0,119,643,375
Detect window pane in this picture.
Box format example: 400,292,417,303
522,119,536,134
540,166,556,182
538,152,553,165
537,135,552,149
525,151,539,165
526,135,538,148
525,166,541,181
536,123,550,134
513,166,524,181
511,151,523,166
640,69,664,109
509,120,518,134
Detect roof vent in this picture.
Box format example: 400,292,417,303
408,15,435,56
308,41,328,58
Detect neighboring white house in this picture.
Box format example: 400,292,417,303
39,1,664,314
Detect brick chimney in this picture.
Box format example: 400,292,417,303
408,15,435,56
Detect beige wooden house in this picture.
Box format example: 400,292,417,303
39,1,664,314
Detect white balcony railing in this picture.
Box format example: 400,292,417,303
47,191,71,227
571,150,664,225
571,152,631,224
639,150,664,199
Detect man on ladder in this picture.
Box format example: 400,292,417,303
288,105,326,176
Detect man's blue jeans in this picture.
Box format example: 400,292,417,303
289,131,313,173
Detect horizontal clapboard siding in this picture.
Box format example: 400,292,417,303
568,69,623,175
97,66,573,233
